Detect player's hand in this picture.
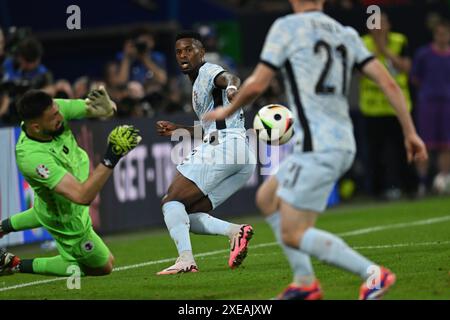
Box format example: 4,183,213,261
156,121,177,137
124,40,137,59
102,125,142,168
203,106,230,122
404,133,428,164
226,87,238,102
85,85,117,118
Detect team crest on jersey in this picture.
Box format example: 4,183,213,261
82,240,95,252
36,164,50,179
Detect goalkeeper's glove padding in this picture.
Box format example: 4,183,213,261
102,125,142,169
85,85,117,118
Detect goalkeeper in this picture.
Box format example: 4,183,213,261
0,88,141,277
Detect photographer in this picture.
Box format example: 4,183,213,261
1,36,52,124
116,27,168,88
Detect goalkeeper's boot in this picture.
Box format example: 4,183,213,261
276,280,323,300
156,257,198,275
228,225,253,269
0,248,21,275
359,267,396,300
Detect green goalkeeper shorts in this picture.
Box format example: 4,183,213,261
55,227,111,269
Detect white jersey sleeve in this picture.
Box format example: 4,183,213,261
344,27,374,69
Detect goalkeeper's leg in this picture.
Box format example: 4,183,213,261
0,208,42,238
1,228,114,277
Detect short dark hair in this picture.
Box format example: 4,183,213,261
16,90,53,120
17,37,43,63
176,31,203,46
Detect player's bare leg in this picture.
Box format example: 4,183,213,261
279,200,396,300
256,176,320,299
181,191,253,269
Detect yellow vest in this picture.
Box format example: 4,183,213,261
359,32,411,117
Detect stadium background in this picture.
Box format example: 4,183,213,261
0,0,449,247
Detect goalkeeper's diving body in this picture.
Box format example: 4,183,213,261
0,88,142,277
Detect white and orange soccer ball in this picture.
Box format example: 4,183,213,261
253,104,294,145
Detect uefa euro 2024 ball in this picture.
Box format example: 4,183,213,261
253,104,294,145
433,173,450,195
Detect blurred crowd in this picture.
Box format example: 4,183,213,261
0,0,449,198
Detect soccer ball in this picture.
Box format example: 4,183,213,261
433,173,450,195
253,104,294,145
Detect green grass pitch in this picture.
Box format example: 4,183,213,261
1,197,449,300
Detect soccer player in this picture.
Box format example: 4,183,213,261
155,31,256,275
0,88,141,277
205,0,428,299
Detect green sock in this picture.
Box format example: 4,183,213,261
29,256,85,277
10,208,41,231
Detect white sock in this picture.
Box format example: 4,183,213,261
189,212,240,239
162,201,194,261
266,212,315,285
300,228,374,279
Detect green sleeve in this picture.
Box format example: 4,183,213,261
54,99,87,121
17,150,67,190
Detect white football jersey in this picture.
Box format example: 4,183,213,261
192,62,245,135
260,11,374,153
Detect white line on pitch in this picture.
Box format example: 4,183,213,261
0,215,449,293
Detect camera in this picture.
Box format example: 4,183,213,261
134,40,148,54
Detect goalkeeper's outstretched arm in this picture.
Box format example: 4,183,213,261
85,85,117,119
54,125,142,205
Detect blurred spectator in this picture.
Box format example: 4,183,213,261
112,27,169,114
359,12,416,199
73,76,90,99
2,37,52,87
103,61,128,103
53,79,74,99
115,27,168,89
1,36,53,124
411,21,450,195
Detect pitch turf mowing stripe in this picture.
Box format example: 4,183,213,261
200,240,450,260
1,239,449,293
0,215,449,293
338,215,450,237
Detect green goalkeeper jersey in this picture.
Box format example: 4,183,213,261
15,99,91,241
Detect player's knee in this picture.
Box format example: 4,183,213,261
281,225,305,249
100,260,114,275
103,264,113,275
161,193,178,207
109,254,115,268
256,188,276,216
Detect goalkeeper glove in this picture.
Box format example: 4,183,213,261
85,85,117,118
102,125,142,169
